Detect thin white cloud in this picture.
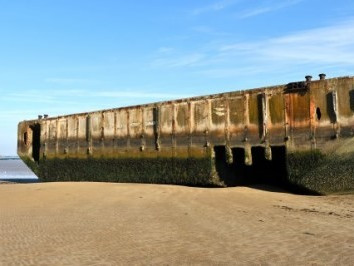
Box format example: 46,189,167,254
45,78,94,83
191,26,232,37
157,47,175,54
0,111,49,122
219,19,354,65
4,89,191,104
237,0,304,19
1,89,193,125
196,66,274,78
3,90,84,105
3,96,78,105
192,0,242,15
192,26,215,34
238,7,272,18
0,110,39,117
151,53,206,68
65,89,191,100
150,18,354,79
3,92,57,104
92,91,192,99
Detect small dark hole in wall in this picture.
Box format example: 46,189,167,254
24,132,28,145
316,107,322,120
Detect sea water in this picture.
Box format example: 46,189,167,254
0,158,38,182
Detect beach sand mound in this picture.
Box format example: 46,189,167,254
0,182,353,265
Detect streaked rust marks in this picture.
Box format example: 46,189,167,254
248,93,260,125
229,97,244,126
269,93,284,124
211,99,225,125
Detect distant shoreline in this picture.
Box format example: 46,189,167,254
0,156,20,161
0,178,39,183
0,158,38,182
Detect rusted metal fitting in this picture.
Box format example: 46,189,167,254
319,73,326,80
305,75,312,82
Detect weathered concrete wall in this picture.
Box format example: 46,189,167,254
18,75,354,193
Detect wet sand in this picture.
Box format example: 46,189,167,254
0,182,353,265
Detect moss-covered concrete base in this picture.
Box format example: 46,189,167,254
23,156,223,187
20,148,354,194
287,151,354,194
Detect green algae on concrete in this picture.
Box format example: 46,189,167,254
26,156,223,187
21,148,354,194
287,150,354,194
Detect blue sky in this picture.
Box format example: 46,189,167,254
1,0,354,155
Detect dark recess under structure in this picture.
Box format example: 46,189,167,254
214,146,288,187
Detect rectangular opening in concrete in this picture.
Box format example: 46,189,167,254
30,124,41,162
350,90,354,112
23,132,28,146
326,92,337,123
213,145,288,188
248,146,288,186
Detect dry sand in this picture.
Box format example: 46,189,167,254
0,182,353,265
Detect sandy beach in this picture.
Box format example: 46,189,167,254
0,182,353,265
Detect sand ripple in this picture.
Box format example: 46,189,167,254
0,183,353,265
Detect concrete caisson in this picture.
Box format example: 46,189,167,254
18,75,354,194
